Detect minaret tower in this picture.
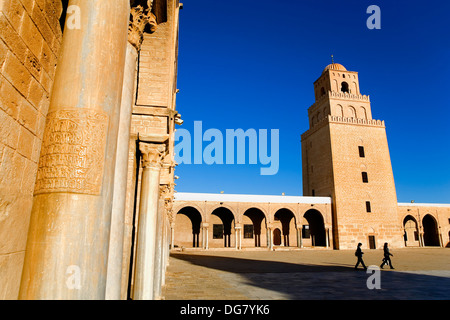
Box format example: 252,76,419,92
301,62,404,249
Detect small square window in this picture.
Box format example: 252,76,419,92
359,146,365,158
362,172,368,183
366,201,372,213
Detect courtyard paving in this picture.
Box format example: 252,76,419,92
161,248,450,300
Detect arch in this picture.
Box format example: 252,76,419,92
337,104,344,117
274,208,296,246
320,87,326,96
243,208,267,247
211,207,235,248
353,81,358,94
208,204,237,222
333,79,338,92
403,215,419,247
341,81,349,93
174,206,202,248
273,228,282,246
303,209,326,247
422,214,440,247
174,203,205,221
348,106,356,119
360,106,367,119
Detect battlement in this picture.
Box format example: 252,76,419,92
328,115,384,127
301,115,385,141
313,91,370,108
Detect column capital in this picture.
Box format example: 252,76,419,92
139,142,165,168
128,1,158,51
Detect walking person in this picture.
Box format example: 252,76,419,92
380,242,395,269
354,243,367,271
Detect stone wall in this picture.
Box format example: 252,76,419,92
0,0,62,299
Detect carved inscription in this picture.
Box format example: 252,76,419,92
34,108,109,195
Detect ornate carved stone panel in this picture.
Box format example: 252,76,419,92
34,108,109,195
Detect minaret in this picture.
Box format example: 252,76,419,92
301,62,404,249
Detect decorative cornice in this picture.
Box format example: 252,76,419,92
301,115,385,141
128,1,157,51
139,142,166,168
310,91,370,111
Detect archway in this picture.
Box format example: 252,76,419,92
274,209,296,246
423,214,440,247
211,207,235,248
174,207,202,248
403,215,419,247
243,208,267,247
273,228,282,246
303,209,326,247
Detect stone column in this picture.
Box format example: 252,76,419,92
296,224,302,248
132,143,165,300
325,228,330,248
268,227,273,250
106,1,158,300
235,225,242,250
153,185,172,299
202,223,209,250
19,0,129,300
170,223,175,249
152,196,165,299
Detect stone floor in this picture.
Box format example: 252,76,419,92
161,248,450,300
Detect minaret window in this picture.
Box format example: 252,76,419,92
321,87,326,96
359,146,365,158
362,172,369,183
341,81,349,93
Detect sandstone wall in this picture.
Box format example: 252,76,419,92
0,0,62,299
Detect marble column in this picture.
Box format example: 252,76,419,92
152,197,165,299
325,228,329,248
105,39,138,302
106,1,158,300
203,224,209,250
132,143,165,300
170,223,175,249
235,226,241,250
19,0,130,300
296,225,302,248
268,227,273,250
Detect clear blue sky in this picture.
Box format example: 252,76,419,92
174,0,450,203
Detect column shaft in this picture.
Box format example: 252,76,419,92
19,0,130,300
132,143,165,300
105,41,138,300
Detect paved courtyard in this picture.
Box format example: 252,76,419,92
162,248,450,300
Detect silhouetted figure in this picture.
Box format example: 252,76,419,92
380,242,394,269
354,243,367,271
